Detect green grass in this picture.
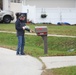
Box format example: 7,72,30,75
0,23,76,75
0,23,16,31
0,32,76,57
42,66,76,75
48,25,76,36
44,66,76,75
0,23,76,36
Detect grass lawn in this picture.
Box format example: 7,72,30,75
0,23,76,75
0,23,76,57
42,66,76,75
0,32,76,57
0,23,76,36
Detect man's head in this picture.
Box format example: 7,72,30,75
19,14,25,21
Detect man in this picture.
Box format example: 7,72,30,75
15,14,32,55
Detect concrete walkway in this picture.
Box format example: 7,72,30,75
0,31,76,38
40,56,76,69
0,47,42,75
0,47,76,75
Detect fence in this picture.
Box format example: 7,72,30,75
22,5,76,24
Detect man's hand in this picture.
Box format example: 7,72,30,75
22,26,26,30
22,26,30,30
30,30,34,33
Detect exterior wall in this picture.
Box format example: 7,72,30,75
24,0,76,8
3,0,76,11
2,0,76,24
10,3,22,22
3,0,10,10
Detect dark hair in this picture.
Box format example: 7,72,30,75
19,14,25,18
16,13,25,19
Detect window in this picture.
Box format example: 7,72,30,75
11,0,22,3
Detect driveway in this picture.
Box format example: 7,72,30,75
0,47,76,75
0,47,42,75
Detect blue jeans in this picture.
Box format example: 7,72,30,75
16,36,25,54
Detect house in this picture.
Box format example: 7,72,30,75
1,0,76,24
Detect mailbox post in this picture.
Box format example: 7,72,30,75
35,26,48,54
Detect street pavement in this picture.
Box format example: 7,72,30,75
0,47,76,75
0,47,42,75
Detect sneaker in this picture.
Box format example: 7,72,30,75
21,53,25,55
16,52,20,55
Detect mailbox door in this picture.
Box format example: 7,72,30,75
35,26,47,36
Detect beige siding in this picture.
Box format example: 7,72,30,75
25,0,76,8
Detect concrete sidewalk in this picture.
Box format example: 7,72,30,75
0,47,76,75
0,47,42,75
40,56,76,69
0,31,76,38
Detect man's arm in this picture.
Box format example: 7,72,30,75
23,26,34,32
25,28,30,32
15,21,23,30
